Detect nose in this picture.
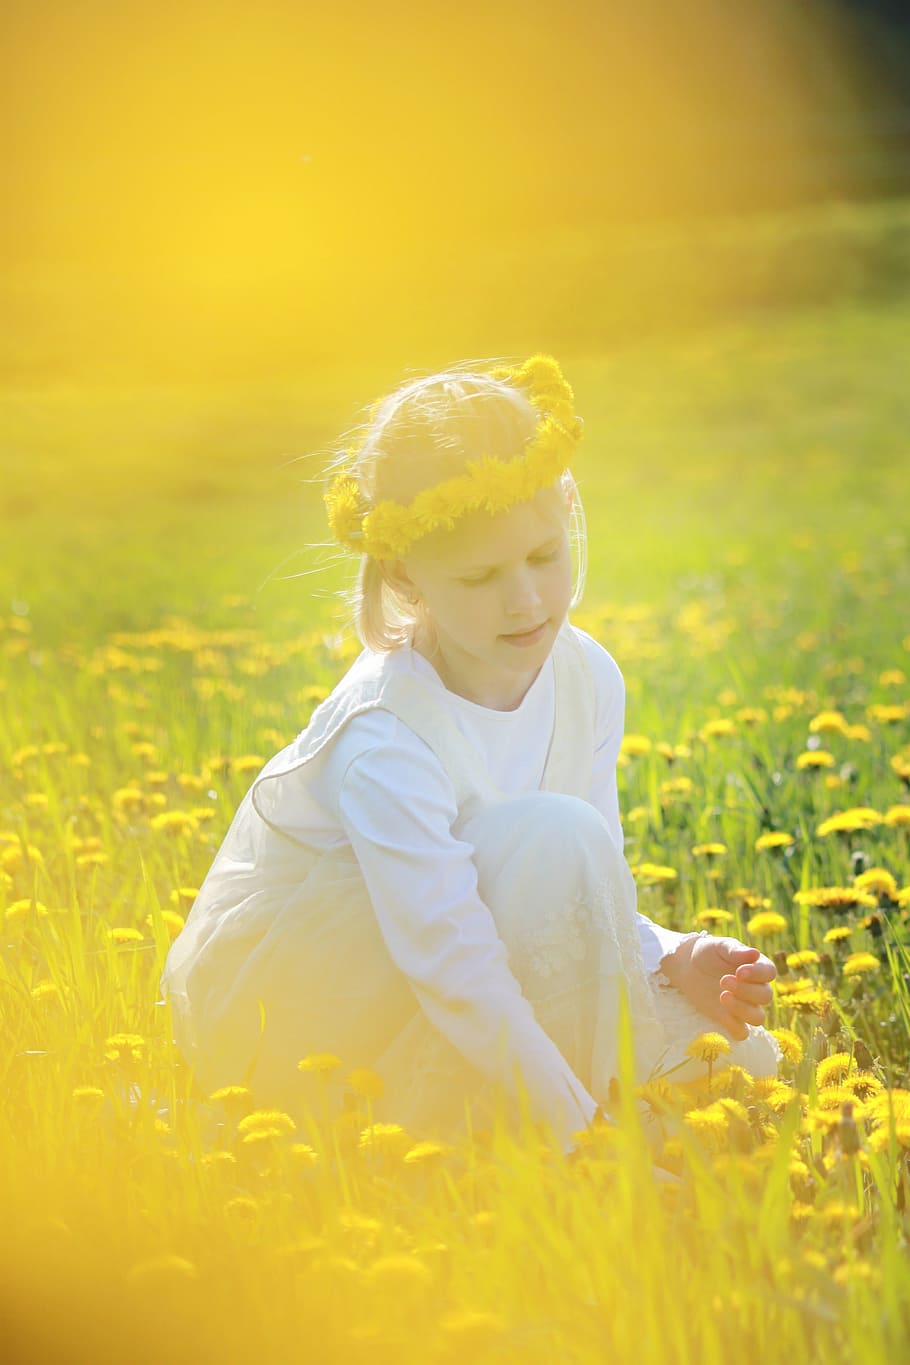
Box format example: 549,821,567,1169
504,566,543,617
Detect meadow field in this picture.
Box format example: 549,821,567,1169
1,292,909,1362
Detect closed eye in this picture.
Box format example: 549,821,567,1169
457,548,560,585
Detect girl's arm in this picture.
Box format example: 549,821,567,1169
337,735,601,1153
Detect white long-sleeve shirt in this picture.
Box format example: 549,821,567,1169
266,628,688,1145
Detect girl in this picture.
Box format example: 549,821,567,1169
160,354,781,1158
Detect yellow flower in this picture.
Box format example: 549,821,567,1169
809,710,849,735
853,868,899,899
298,1052,343,1075
786,950,820,969
816,808,882,836
146,909,186,940
358,1122,412,1156
842,953,880,978
104,1032,146,1063
796,750,835,770
72,1085,106,1104
404,1140,451,1165
884,805,910,828
290,1143,320,1166
149,810,200,837
31,981,60,1003
621,734,652,757
824,925,854,944
107,926,145,945
768,1029,803,1065
816,1053,855,1088
696,908,735,927
794,886,877,912
4,899,50,923
346,1067,385,1100
699,718,737,741
867,703,910,724
692,843,727,857
209,1084,253,1115
754,831,795,852
746,911,788,937
632,863,678,883
686,1032,732,1064
237,1109,297,1138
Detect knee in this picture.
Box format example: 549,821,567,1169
471,792,618,888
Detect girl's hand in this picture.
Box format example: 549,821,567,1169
659,936,777,1043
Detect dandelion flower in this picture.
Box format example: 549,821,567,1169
794,886,877,912
755,831,795,852
842,953,880,978
699,718,737,741
298,1052,343,1075
4,899,50,923
696,908,735,927
796,750,835,770
104,1032,146,1063
809,710,849,735
145,909,185,940
683,1103,732,1152
816,1053,855,1088
686,1033,732,1064
107,926,145,945
346,1067,385,1100
692,842,727,857
210,1083,252,1104
31,980,60,1002
816,808,882,837
290,1143,320,1167
746,910,788,937
884,805,910,828
867,703,910,724
72,1086,106,1104
404,1140,451,1165
786,950,820,969
632,863,678,883
824,926,853,944
358,1122,412,1157
621,735,652,757
853,868,899,899
237,1109,297,1138
768,1029,803,1065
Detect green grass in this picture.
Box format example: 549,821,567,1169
0,293,909,1363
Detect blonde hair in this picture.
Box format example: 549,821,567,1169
325,361,588,652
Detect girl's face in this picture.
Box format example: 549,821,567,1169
392,484,573,710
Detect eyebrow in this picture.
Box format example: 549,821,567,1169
453,534,563,574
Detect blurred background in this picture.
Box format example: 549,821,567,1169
1,0,909,635
3,0,910,385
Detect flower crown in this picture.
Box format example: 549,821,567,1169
323,353,583,560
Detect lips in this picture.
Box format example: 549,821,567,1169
501,621,548,643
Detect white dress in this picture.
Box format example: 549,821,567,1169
160,623,781,1152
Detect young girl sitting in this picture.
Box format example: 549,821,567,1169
160,354,781,1158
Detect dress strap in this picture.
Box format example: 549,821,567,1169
540,625,595,798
